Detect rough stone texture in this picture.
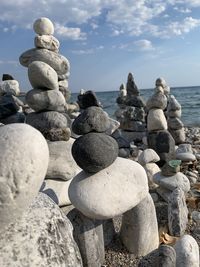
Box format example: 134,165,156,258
72,133,118,173
153,172,190,193
40,179,72,206
103,219,115,246
144,163,160,189
46,139,81,180
28,61,59,90
161,160,181,176
0,193,83,267
19,48,70,75
146,92,167,110
120,193,159,256
168,117,184,130
72,106,110,135
125,95,146,107
67,208,105,267
0,94,20,119
26,111,68,132
170,128,186,144
0,123,49,231
168,188,188,237
147,108,168,131
33,17,54,35
69,157,148,219
0,80,20,96
174,235,199,267
34,35,60,51
126,72,140,97
158,245,176,267
43,127,71,141
104,118,120,135
138,148,160,166
0,112,25,124
26,88,66,112
176,144,196,161
156,187,172,202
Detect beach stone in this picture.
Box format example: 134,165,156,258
0,193,83,267
46,139,81,180
174,235,199,267
59,86,71,101
19,48,70,75
72,133,118,173
158,245,176,267
126,72,140,97
138,249,159,266
170,128,186,144
43,127,71,141
118,148,130,158
77,90,101,109
176,144,196,161
147,109,168,131
167,109,182,118
161,160,181,176
105,117,120,135
112,135,130,148
103,219,115,246
168,117,184,130
0,123,49,230
156,187,172,202
120,130,147,142
138,148,160,166
67,208,104,267
155,85,164,94
0,112,25,124
168,188,188,236
2,74,14,80
26,88,66,112
34,34,60,51
125,95,146,107
33,17,54,35
40,179,72,206
28,61,59,90
191,211,200,223
120,193,159,256
163,85,170,95
69,157,148,219
167,95,181,111
146,92,167,110
0,80,20,96
26,111,68,132
153,171,190,193
155,77,167,87
0,94,21,119
120,119,146,132
72,106,110,135
59,79,68,88
144,163,160,188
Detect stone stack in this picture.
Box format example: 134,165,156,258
167,95,185,144
0,74,25,124
114,73,146,157
19,17,72,141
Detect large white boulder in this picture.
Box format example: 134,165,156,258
0,124,49,231
69,157,148,219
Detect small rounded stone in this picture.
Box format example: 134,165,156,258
33,17,54,35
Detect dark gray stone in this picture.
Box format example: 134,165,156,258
67,208,105,267
0,94,20,119
125,95,146,107
138,249,159,267
72,106,110,135
112,135,130,148
167,117,184,130
146,92,167,110
77,90,101,109
158,245,176,267
0,112,25,124
103,219,115,246
126,72,140,97
72,132,118,173
2,74,14,81
118,148,130,158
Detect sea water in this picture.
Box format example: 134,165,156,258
71,86,200,127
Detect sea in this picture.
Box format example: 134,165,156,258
70,86,200,127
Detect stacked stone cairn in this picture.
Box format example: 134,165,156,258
19,17,73,141
114,73,146,158
0,74,25,124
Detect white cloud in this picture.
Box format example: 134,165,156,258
54,23,86,40
0,60,18,65
134,39,155,51
71,49,94,55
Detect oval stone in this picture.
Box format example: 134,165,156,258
72,133,119,173
26,88,66,112
0,80,20,96
28,61,59,90
19,48,70,75
72,106,110,135
33,17,54,35
34,35,60,51
69,157,148,219
147,109,167,131
0,123,49,230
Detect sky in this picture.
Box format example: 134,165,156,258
1,1,200,92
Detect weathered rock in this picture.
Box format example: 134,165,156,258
0,94,20,119
46,139,81,180
69,157,148,219
155,77,167,87
42,127,71,141
105,118,120,135
167,109,182,118
170,128,186,144
77,90,101,109
156,187,172,202
72,133,118,173
67,208,104,267
158,245,176,267
146,92,167,110
19,48,70,75
126,72,140,97
34,35,60,51
174,235,199,267
144,163,160,188
147,109,168,131
118,148,130,158
103,219,115,246
2,74,14,80
0,193,83,267
176,144,196,161
0,80,20,96
120,193,159,256
167,95,181,111
153,172,190,193
26,88,66,112
0,112,25,124
0,124,49,230
161,160,181,176
125,95,146,107
33,17,54,35
72,106,110,135
168,188,188,236
138,148,160,166
168,117,184,130
28,61,59,90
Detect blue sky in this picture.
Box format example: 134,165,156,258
1,0,200,92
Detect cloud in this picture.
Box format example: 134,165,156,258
0,60,18,65
134,39,155,51
72,45,104,55
54,23,86,40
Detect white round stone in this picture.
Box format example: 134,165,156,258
147,108,168,131
0,124,49,231
0,80,20,96
69,157,148,219
28,61,58,90
33,17,54,35
138,148,160,166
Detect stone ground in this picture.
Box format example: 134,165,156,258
103,127,200,267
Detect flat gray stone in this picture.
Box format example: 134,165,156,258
0,193,83,267
0,124,49,231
